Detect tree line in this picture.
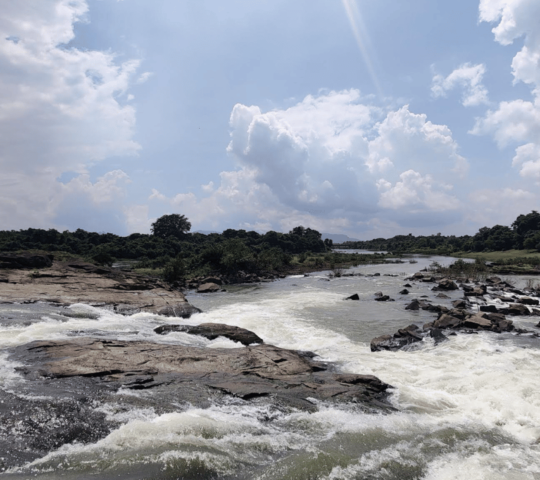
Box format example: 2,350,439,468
338,211,540,254
0,214,332,279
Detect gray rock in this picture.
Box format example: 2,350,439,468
157,303,202,318
197,282,221,293
436,293,450,299
345,293,360,300
480,304,499,313
0,258,195,315
452,299,467,309
463,313,492,329
430,328,448,344
433,314,461,329
12,338,393,411
405,299,420,310
154,323,263,346
519,297,539,306
435,279,458,291
371,325,423,352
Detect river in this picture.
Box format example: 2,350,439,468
1,255,539,479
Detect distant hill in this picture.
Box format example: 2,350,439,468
321,233,359,243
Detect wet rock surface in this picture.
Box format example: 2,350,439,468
3,335,393,468
154,322,264,346
372,273,540,352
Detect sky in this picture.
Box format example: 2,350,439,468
1,0,539,239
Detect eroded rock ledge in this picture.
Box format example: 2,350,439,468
12,338,392,410
0,254,198,317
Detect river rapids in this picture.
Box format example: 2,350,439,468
0,255,539,479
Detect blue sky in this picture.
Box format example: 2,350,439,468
1,0,539,238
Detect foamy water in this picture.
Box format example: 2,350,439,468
1,255,539,479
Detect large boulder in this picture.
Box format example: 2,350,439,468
500,303,530,316
465,286,487,297
154,322,263,346
371,325,423,352
463,313,492,329
405,299,420,310
156,303,202,318
197,282,221,293
519,297,539,306
12,338,394,412
452,299,467,309
435,279,458,291
433,314,461,329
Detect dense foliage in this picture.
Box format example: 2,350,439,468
0,220,331,279
339,211,540,254
150,214,191,239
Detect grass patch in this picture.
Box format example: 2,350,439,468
451,249,540,262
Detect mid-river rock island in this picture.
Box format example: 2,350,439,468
0,253,199,317
0,254,393,470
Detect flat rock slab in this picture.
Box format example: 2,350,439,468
154,322,264,345
0,259,198,317
11,338,393,411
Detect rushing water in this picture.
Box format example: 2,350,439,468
1,255,540,479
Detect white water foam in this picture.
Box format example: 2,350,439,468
3,271,540,478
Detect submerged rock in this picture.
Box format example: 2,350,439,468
436,293,450,299
157,303,202,318
371,324,423,352
405,299,420,310
434,279,458,291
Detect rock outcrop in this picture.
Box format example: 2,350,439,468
372,273,540,352
12,338,393,412
154,323,264,346
0,256,198,317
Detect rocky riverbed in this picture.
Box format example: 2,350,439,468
0,254,393,471
370,272,540,352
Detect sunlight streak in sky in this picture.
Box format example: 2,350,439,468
342,0,383,97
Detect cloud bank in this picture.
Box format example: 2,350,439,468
474,0,540,181
0,0,140,230
149,89,468,236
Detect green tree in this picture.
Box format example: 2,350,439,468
151,214,191,239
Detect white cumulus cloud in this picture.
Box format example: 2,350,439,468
0,0,141,230
432,63,489,106
377,170,459,212
474,0,540,180
154,90,467,236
